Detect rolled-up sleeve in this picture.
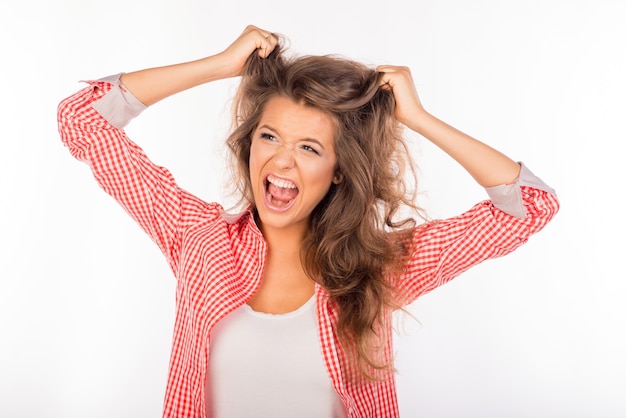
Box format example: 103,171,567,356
485,162,556,219
88,73,147,129
57,76,220,275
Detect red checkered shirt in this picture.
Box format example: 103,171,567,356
57,76,559,417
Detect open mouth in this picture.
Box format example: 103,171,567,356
264,174,299,210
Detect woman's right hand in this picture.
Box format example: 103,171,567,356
217,25,278,78
119,25,278,106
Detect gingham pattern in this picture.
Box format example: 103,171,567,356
57,81,559,417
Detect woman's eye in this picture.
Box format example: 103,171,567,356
260,133,276,141
301,145,320,155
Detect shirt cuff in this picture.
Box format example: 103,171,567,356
485,162,556,219
86,73,147,130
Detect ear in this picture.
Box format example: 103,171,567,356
332,172,344,184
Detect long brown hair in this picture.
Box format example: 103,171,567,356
227,39,421,381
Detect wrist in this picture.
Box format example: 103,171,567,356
402,107,434,134
203,53,241,81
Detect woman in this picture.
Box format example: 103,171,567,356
57,25,559,418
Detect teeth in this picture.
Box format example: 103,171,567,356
267,175,297,189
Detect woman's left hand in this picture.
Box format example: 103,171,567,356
378,65,522,187
377,65,426,132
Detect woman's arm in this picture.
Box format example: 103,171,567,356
378,66,559,304
377,65,520,188
120,25,277,106
57,25,277,273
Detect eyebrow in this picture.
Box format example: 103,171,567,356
257,124,327,150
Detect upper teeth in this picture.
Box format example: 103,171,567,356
267,175,297,189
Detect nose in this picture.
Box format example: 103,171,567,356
273,144,296,170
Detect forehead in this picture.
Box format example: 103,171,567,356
258,96,336,143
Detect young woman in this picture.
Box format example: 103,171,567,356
57,25,559,418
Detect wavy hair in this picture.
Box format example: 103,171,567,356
226,38,421,381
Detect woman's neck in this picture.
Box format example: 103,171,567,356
248,218,315,314
255,212,308,255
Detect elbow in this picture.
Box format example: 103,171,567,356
525,190,560,237
56,90,93,160
57,96,74,147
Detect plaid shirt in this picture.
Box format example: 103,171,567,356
57,76,559,417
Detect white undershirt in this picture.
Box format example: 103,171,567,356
205,296,347,418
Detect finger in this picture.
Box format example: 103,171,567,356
377,70,396,89
376,65,403,75
257,32,278,58
376,65,396,73
376,65,400,88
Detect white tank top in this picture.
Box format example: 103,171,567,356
205,296,347,418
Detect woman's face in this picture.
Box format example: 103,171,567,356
249,95,338,236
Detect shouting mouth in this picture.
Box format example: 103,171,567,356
264,174,299,211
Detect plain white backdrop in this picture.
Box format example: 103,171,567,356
1,0,624,417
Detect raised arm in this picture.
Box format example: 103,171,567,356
377,65,559,304
120,25,278,106
377,65,520,188
57,25,278,273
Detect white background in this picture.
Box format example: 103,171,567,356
1,0,624,417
